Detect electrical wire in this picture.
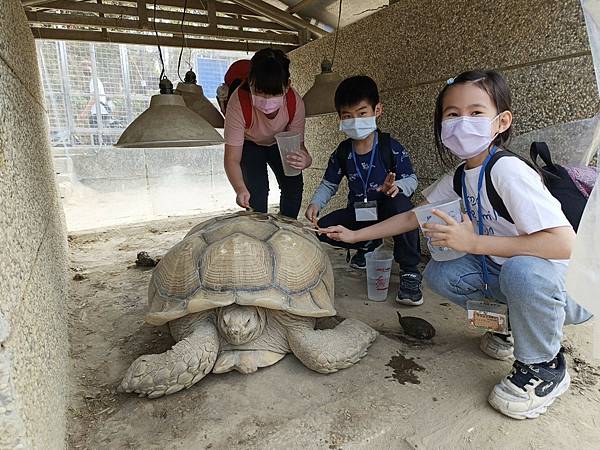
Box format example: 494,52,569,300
177,0,189,82
330,0,343,68
153,0,166,80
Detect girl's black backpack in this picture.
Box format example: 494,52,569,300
452,142,597,231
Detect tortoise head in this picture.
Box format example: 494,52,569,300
217,305,266,345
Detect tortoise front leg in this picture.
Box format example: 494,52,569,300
287,318,378,374
119,312,219,398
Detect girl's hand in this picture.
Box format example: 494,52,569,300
286,150,312,170
320,225,359,244
305,203,320,223
236,190,251,209
423,210,478,253
377,172,399,197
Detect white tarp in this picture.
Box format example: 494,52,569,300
566,0,600,359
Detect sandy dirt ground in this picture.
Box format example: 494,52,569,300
65,212,600,450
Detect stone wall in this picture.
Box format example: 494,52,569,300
0,1,69,448
290,0,600,215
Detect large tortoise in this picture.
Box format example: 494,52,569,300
120,212,378,398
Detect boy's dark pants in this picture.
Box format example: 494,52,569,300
317,195,421,273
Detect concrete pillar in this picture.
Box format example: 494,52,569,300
0,0,69,448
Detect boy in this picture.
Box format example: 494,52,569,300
305,76,422,305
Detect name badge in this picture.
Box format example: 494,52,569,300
354,200,378,222
466,300,509,334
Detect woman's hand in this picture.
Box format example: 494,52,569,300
236,190,251,209
377,172,399,197
286,149,312,170
320,225,359,244
422,209,478,253
305,203,320,223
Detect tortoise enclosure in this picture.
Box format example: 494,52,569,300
66,212,600,449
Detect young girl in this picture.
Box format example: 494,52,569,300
223,48,312,219
322,70,591,420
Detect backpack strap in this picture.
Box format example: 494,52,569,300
530,141,561,181
237,85,253,129
335,138,353,177
452,151,515,224
484,150,514,224
452,163,466,197
285,88,296,128
530,141,554,169
378,131,395,173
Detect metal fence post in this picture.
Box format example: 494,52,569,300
57,41,75,147
89,43,104,146
119,44,133,124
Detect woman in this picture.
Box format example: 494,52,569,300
223,48,312,219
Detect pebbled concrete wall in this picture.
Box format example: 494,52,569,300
290,0,600,216
0,0,69,448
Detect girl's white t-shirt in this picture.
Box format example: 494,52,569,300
422,156,571,265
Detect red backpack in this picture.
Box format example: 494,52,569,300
220,59,296,129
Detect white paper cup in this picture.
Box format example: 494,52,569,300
413,198,467,261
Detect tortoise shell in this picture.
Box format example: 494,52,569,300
145,211,335,325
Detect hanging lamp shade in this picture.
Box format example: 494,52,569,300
302,59,343,117
115,78,223,148
175,69,225,129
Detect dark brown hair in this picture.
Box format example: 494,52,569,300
247,48,290,96
434,70,513,168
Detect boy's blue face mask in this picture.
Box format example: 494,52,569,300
339,116,377,140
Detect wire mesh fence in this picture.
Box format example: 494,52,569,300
36,40,249,148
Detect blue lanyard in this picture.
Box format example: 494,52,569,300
462,147,496,297
351,137,378,202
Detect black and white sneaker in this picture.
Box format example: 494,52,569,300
396,272,423,306
349,249,368,269
349,240,382,270
488,350,570,420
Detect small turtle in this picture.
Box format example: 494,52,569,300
119,212,378,398
397,312,436,340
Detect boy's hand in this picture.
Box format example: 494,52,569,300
377,172,399,197
320,225,359,244
305,204,320,223
287,150,312,170
422,209,477,253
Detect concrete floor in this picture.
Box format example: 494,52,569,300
66,213,600,449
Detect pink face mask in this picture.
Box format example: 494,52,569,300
441,114,501,159
252,93,284,115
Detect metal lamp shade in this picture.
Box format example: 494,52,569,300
303,69,343,117
175,82,225,129
115,94,224,148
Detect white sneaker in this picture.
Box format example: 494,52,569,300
488,351,570,420
480,332,514,360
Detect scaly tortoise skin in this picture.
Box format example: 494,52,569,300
120,212,378,398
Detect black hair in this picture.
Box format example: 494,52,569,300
247,48,290,96
334,75,380,113
434,70,513,168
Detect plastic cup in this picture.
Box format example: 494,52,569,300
275,131,302,177
365,248,394,301
413,198,466,261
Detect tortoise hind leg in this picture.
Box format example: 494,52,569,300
287,318,378,374
119,312,218,398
